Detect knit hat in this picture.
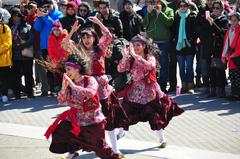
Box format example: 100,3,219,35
123,0,134,7
10,7,23,18
52,21,63,31
66,1,78,13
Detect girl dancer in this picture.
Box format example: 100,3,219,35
62,17,128,157
117,34,184,147
44,53,122,159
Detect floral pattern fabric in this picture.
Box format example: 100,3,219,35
85,29,113,100
57,76,105,126
118,55,164,104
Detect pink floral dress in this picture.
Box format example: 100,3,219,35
57,76,105,126
86,29,113,100
118,55,164,104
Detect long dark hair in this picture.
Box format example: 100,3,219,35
131,34,161,71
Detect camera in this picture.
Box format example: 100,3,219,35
39,8,48,13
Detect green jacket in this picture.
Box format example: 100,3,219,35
143,0,174,42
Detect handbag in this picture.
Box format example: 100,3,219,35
21,46,34,58
210,57,227,70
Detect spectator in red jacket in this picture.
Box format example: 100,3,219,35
48,21,68,93
222,12,240,101
48,21,68,64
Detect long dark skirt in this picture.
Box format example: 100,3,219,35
100,91,129,131
122,95,184,130
229,68,240,96
49,120,119,159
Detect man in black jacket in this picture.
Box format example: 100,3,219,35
97,0,123,38
119,0,144,41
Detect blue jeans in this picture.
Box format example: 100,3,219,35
157,42,170,89
176,55,194,83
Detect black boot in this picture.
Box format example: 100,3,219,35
195,76,203,88
207,87,216,97
216,87,225,98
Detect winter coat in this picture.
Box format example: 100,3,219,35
97,11,123,38
119,10,144,41
48,30,68,63
11,22,34,61
0,24,12,67
34,9,63,50
209,14,228,58
143,0,174,42
172,11,197,55
222,25,240,69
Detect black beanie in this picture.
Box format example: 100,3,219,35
123,0,134,7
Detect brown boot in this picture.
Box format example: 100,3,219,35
187,82,195,94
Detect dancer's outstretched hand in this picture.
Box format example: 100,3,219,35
71,20,81,33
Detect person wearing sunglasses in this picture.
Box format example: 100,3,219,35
57,0,68,14
77,1,94,28
205,0,228,98
8,7,34,99
34,0,63,96
171,0,197,94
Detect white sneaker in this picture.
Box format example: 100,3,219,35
2,96,8,103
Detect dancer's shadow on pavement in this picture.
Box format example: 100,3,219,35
169,91,240,116
1,96,67,113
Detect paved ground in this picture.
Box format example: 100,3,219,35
0,88,240,159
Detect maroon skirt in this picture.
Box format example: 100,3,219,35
49,120,119,159
100,91,129,131
122,95,184,130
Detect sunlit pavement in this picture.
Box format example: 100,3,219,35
0,88,240,159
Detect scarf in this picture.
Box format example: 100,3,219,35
176,9,191,51
222,27,235,57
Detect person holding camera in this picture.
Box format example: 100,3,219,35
0,12,12,102
171,0,197,94
34,0,63,96
222,12,240,101
143,0,174,93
